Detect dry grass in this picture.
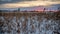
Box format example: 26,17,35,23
0,11,60,34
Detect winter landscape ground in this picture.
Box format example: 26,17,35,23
0,11,60,34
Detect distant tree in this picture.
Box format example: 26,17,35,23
43,8,46,11
58,7,60,11
0,10,2,12
18,8,20,12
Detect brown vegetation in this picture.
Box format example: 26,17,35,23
0,11,60,34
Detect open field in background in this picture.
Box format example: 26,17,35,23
0,11,60,20
0,11,60,34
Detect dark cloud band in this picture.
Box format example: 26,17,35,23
0,0,34,4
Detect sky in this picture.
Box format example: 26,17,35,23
0,0,60,8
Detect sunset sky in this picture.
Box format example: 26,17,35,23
0,0,60,8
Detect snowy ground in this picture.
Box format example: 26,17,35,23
0,14,60,34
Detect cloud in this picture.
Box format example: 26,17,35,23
0,0,60,3
0,0,60,8
35,0,60,1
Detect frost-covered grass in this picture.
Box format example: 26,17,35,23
0,13,60,34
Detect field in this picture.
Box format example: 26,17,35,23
0,11,60,34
